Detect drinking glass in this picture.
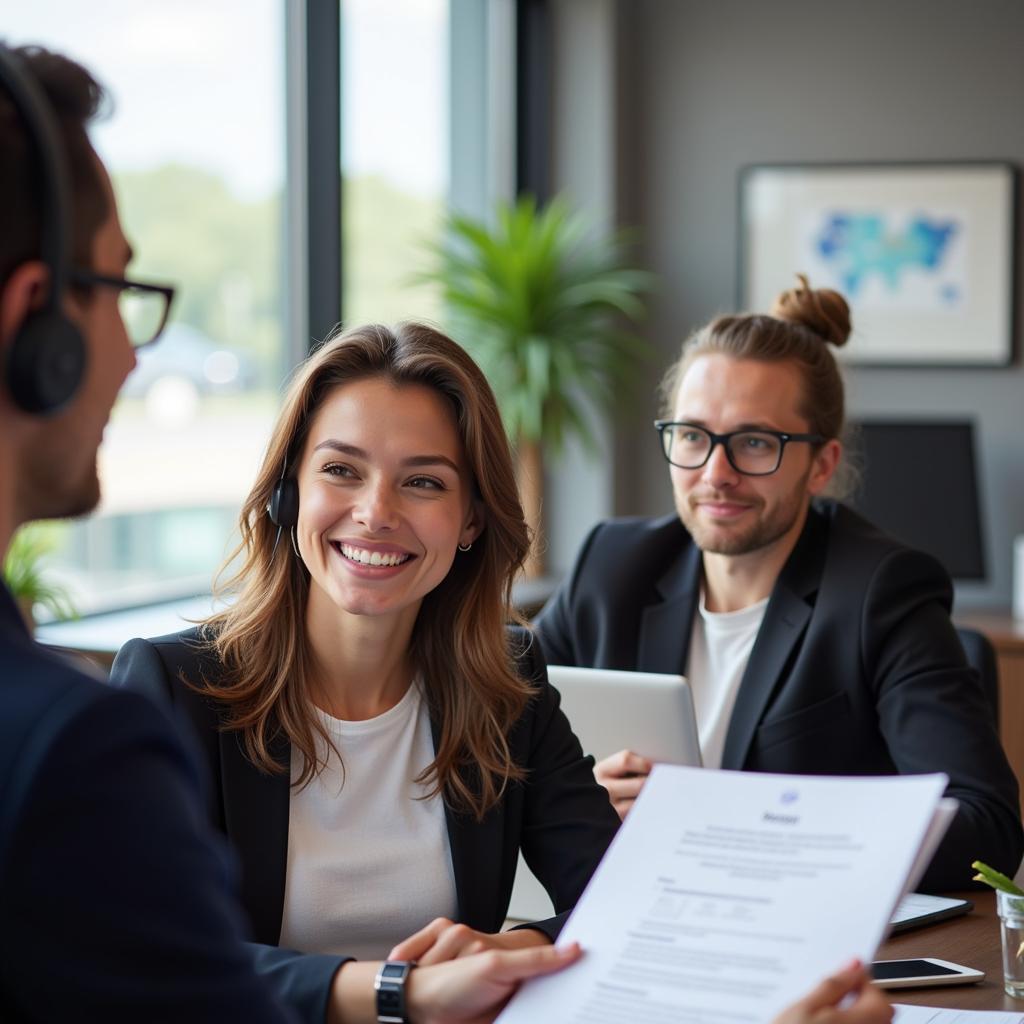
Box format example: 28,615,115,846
997,890,1024,998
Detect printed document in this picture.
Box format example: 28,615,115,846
498,766,950,1024
894,1008,1024,1024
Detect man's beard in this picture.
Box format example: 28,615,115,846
677,479,809,557
21,451,101,523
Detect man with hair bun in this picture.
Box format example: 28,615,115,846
536,275,1022,890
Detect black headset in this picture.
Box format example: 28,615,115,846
0,44,87,415
266,458,299,560
267,469,299,529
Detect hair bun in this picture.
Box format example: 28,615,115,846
770,273,851,348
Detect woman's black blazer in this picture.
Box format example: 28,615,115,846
110,626,619,946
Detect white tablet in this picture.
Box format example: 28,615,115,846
506,666,702,922
547,665,702,768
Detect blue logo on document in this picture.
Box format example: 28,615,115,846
780,790,799,805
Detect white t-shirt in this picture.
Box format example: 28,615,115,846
278,682,457,960
685,592,769,769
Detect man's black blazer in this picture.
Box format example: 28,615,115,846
110,626,620,947
535,501,1023,891
0,584,343,1024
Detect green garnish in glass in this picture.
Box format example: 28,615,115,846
972,860,1024,896
974,860,1024,962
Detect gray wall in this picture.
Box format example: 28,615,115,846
583,0,1024,609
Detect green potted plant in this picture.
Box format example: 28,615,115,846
2,523,77,633
420,194,654,576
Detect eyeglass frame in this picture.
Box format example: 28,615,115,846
653,419,826,477
69,268,176,349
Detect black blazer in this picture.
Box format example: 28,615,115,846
110,626,620,947
535,502,1023,891
0,585,340,1024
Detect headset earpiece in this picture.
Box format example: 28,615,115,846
267,476,299,529
6,309,86,414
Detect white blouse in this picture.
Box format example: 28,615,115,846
278,682,458,959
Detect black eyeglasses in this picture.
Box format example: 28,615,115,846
70,269,176,350
654,420,825,476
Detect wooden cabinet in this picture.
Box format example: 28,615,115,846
958,611,1024,816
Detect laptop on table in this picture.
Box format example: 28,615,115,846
506,666,701,921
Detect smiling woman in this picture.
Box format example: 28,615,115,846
109,322,620,964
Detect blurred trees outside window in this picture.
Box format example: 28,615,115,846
7,0,450,616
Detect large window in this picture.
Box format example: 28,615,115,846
8,0,288,613
9,1,495,626
341,0,448,325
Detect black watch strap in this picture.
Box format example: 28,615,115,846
375,960,416,1023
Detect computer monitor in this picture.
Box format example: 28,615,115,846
847,419,986,581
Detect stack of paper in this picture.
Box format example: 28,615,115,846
499,765,954,1024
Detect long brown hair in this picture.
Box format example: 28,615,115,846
201,322,533,820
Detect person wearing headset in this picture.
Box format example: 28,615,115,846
111,321,623,960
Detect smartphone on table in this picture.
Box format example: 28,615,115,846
870,958,985,989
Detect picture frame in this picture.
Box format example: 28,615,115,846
738,162,1016,366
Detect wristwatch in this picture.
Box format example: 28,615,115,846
374,960,416,1023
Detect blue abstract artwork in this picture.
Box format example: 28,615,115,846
742,163,1013,363
813,212,960,302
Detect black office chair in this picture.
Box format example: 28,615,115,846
956,626,1000,730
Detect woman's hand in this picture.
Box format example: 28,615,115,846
389,918,551,966
328,943,579,1024
593,749,653,819
404,942,582,1024
773,961,893,1024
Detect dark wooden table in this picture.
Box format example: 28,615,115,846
877,891,1024,1009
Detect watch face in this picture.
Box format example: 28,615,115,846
376,962,411,1024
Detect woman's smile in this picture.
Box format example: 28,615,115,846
333,540,415,573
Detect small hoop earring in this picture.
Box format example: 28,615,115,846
291,526,302,559
457,541,472,553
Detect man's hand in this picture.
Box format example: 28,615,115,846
405,942,582,1024
773,961,893,1024
388,917,550,966
593,749,653,819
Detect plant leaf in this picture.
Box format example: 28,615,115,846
3,524,78,621
414,194,655,453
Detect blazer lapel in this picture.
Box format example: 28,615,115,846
220,728,291,945
719,508,827,770
636,541,703,674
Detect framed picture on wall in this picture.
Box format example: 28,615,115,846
739,162,1016,366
